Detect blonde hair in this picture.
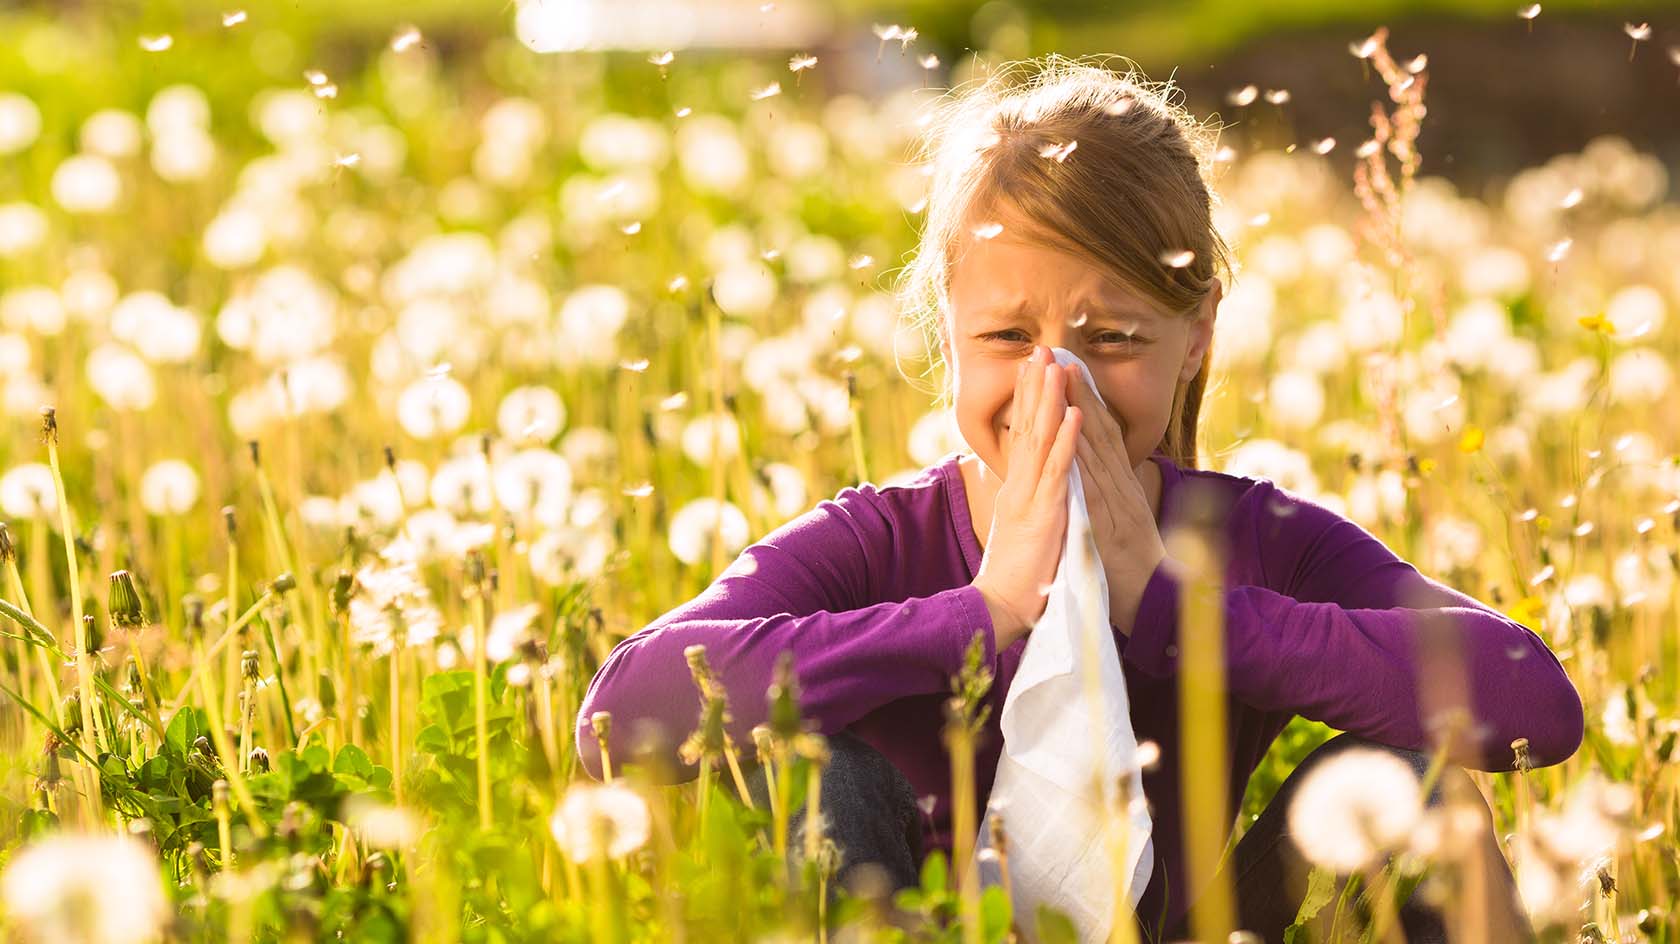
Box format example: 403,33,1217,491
892,54,1234,469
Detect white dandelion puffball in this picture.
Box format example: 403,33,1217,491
86,343,157,411
550,782,652,862
1286,748,1423,872
110,291,202,363
1218,439,1320,497
578,113,670,171
0,202,49,257
430,455,495,517
151,126,216,182
1,832,169,944
51,154,123,214
676,115,749,196
1608,348,1672,404
528,527,616,583
760,462,809,521
710,259,778,317
493,447,573,527
1265,369,1326,431
1604,284,1665,338
907,408,963,466
0,93,43,154
139,459,200,515
0,463,58,519
497,385,567,443
668,497,751,566
680,412,743,465
202,204,268,269
396,375,472,439
1,285,66,335
80,109,144,159
0,92,40,153
557,283,632,367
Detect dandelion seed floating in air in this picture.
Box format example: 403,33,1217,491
1263,88,1291,106
623,482,654,498
1518,3,1541,26
391,25,423,52
222,10,247,27
1160,249,1196,269
972,221,1004,240
1213,145,1237,163
1560,187,1584,208
619,221,641,235
313,83,338,100
920,53,940,70
1356,138,1382,159
619,358,649,372
1038,140,1078,163
788,54,818,85
659,392,689,411
1546,238,1572,262
750,82,782,101
1226,85,1259,106
649,50,674,67
333,152,360,169
1349,35,1379,59
1624,22,1652,61
1312,137,1337,155
139,34,173,52
848,254,874,270
1404,54,1428,74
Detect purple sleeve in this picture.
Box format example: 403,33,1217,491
573,486,997,783
1123,480,1584,772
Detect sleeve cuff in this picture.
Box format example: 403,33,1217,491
950,583,999,668
1123,556,1183,677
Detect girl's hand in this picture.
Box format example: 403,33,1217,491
1060,362,1167,638
971,347,1084,651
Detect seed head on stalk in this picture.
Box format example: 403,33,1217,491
943,631,993,944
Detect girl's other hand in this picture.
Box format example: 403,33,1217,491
971,345,1082,651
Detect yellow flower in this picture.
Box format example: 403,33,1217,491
1457,426,1484,453
1507,595,1545,629
1576,312,1612,334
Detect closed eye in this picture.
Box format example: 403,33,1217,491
980,329,1151,351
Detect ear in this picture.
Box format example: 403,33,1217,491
1179,277,1221,384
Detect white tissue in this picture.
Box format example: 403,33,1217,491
971,347,1153,943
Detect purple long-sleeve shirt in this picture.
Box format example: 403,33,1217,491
576,448,1584,935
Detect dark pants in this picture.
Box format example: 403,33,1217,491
745,731,1534,943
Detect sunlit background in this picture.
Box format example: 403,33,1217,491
2,0,1679,941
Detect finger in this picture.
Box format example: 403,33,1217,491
1030,360,1065,471
1034,404,1079,508
1015,349,1046,450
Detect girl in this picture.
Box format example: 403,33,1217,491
576,56,1583,941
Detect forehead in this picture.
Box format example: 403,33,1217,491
949,237,1164,324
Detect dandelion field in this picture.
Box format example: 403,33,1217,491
1,5,1679,943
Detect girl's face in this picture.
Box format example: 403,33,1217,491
941,204,1220,481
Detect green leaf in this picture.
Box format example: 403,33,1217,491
919,850,949,897
1034,903,1079,944
334,744,374,779
164,706,207,758
980,884,1013,944
1284,864,1340,943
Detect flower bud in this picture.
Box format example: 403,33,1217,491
249,747,270,772
270,572,296,595
241,649,260,681
108,569,146,627
0,522,13,564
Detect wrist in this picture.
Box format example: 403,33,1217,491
972,580,1027,649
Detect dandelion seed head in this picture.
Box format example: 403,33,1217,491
139,459,200,516
550,782,651,863
1287,748,1422,872
2,833,168,944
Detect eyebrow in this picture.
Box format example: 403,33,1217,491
974,300,1161,325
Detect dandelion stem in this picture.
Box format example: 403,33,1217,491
167,590,273,712
470,586,493,830
45,418,104,772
